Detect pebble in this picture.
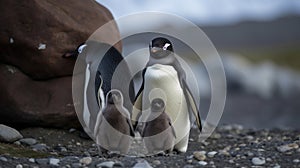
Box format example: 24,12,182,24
153,160,161,165
187,160,193,164
62,156,79,163
38,43,46,50
0,124,23,143
183,165,194,168
198,161,208,166
32,143,49,152
229,159,234,163
133,159,153,168
36,158,48,165
69,128,76,133
277,143,299,153
19,138,37,146
207,151,217,157
96,161,115,168
49,158,60,166
252,157,266,165
80,157,92,165
28,158,35,163
16,164,23,168
10,37,14,44
71,163,82,168
14,141,21,145
0,156,8,162
193,151,206,161
293,159,300,163
273,164,281,168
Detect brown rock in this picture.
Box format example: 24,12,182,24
0,0,121,79
0,0,121,128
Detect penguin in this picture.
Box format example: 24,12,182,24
131,37,202,153
62,43,87,58
77,41,135,138
142,98,176,155
94,89,135,155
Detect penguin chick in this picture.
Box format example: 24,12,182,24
142,98,176,155
94,89,135,155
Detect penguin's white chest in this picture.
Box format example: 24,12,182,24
142,64,190,144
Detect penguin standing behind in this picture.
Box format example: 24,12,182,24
132,37,202,153
68,41,135,138
142,98,176,155
94,89,135,155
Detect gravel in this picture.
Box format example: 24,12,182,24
0,126,299,168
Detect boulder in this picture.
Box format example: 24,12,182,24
0,0,121,128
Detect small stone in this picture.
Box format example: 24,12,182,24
62,156,79,163
193,151,206,161
80,157,92,165
277,143,299,153
266,158,272,162
49,158,60,166
16,164,23,168
28,158,35,163
229,159,234,163
273,164,281,168
246,135,254,140
69,128,76,133
293,159,300,163
0,124,23,142
183,165,194,168
76,142,81,146
36,158,49,165
97,161,115,168
207,151,217,157
113,161,124,167
38,43,46,50
19,138,37,146
198,161,207,166
210,133,221,139
9,37,14,44
132,159,153,168
71,163,82,168
252,157,266,165
32,143,49,152
153,160,161,165
0,156,8,162
245,152,254,157
187,160,193,164
14,141,21,145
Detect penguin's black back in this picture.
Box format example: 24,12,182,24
94,44,135,111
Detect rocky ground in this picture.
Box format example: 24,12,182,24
0,124,300,168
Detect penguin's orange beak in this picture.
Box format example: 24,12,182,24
151,47,160,53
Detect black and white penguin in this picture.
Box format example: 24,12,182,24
131,37,202,153
142,98,176,154
78,41,135,138
94,89,135,155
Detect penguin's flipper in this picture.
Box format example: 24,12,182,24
168,118,177,138
182,80,202,131
131,91,143,129
94,112,103,138
126,119,135,137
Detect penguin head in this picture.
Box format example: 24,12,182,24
106,89,123,105
62,43,86,58
149,37,173,58
151,98,165,113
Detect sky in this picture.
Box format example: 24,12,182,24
96,0,300,25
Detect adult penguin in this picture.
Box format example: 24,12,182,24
76,41,135,138
131,37,201,153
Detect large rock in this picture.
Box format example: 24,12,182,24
0,0,121,128
0,124,23,143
